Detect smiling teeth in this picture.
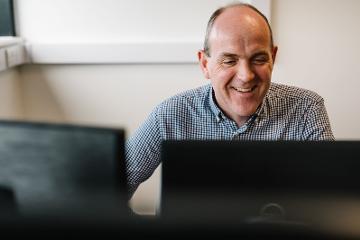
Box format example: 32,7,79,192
234,87,253,93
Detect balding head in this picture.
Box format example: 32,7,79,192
203,3,274,57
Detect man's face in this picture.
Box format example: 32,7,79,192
199,7,277,126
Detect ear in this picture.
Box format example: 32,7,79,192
198,50,210,79
271,46,278,64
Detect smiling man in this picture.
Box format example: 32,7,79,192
198,4,277,127
125,3,334,195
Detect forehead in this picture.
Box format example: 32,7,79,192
209,6,272,53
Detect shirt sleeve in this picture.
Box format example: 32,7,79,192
301,98,335,141
125,106,163,197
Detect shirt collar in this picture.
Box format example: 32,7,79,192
208,87,223,122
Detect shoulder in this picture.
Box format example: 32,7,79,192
154,84,211,115
267,82,323,104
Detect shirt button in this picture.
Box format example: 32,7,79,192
238,126,247,134
232,134,239,140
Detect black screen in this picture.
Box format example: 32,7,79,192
0,120,129,219
160,140,360,227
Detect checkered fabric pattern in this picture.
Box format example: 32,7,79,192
125,83,334,195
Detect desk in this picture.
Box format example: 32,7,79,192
0,213,354,239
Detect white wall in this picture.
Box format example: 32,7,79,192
14,0,269,44
0,68,24,119
14,0,269,64
271,0,360,139
15,0,215,43
1,0,360,214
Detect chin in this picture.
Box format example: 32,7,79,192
237,101,261,114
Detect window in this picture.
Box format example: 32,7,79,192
0,0,15,36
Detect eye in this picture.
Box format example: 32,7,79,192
252,55,269,65
222,59,237,66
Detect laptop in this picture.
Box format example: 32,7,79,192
0,120,130,221
160,140,360,234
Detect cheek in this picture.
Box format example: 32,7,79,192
255,65,273,82
209,65,236,83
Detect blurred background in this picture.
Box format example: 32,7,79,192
1,0,360,215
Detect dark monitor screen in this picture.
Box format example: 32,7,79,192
0,120,129,219
160,140,360,232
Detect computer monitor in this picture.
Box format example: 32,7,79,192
0,120,129,220
160,140,360,235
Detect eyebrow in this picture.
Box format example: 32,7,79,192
219,52,239,58
251,50,271,58
219,50,270,59
251,50,270,58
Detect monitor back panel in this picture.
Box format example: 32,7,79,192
0,120,128,218
160,140,360,224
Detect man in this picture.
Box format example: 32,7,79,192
125,3,334,195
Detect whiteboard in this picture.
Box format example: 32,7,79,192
15,0,271,64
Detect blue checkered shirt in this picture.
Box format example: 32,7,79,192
125,83,334,194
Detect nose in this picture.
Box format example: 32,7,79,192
236,61,255,82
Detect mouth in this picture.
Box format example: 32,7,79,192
232,86,256,93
